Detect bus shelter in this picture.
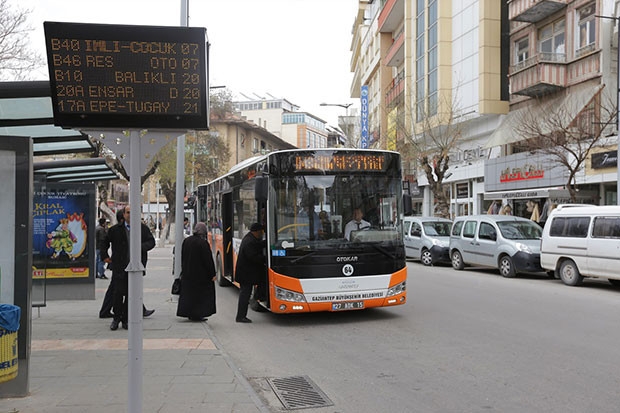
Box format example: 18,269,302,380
0,81,118,397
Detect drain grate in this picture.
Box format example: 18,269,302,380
267,375,334,410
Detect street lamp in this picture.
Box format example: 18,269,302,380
320,102,353,112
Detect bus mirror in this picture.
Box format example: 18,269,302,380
403,194,412,216
255,176,268,202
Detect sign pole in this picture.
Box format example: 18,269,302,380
127,129,145,413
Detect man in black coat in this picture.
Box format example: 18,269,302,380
101,205,156,330
234,222,266,323
176,222,216,321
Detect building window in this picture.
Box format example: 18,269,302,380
253,137,258,153
415,0,425,123
577,4,595,51
539,20,565,59
427,0,438,116
515,37,529,64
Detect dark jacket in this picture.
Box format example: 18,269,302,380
234,231,266,285
176,234,217,318
95,224,107,251
101,222,155,274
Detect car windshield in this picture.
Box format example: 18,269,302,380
497,221,542,240
423,221,451,236
270,174,403,251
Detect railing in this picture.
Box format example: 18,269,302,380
510,52,566,74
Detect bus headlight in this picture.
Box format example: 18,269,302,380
275,286,306,302
387,281,406,297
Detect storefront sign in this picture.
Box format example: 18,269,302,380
591,151,618,169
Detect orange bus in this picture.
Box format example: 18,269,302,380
195,149,407,313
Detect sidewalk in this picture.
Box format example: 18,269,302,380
3,244,268,413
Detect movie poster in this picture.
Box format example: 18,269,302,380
32,184,95,279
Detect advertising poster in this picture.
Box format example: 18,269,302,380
32,184,94,279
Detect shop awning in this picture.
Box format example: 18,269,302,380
485,85,604,149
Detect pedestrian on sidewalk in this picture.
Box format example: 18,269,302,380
101,205,156,330
176,222,216,322
99,210,155,319
234,222,266,323
95,218,108,279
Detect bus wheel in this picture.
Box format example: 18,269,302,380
559,259,583,286
498,255,516,278
420,249,433,266
216,256,231,287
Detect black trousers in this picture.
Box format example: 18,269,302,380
112,271,128,323
236,283,253,320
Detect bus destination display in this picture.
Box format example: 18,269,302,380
294,153,386,172
44,22,209,129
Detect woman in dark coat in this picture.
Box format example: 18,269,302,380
177,222,216,321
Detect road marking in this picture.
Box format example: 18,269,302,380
32,338,216,351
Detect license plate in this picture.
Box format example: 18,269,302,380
331,301,364,311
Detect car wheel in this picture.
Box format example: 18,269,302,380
216,255,231,287
498,255,516,278
451,250,464,270
559,259,583,286
421,249,433,266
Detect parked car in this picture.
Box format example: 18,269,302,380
403,216,452,266
449,215,543,277
540,205,620,287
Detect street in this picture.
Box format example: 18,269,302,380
208,261,620,413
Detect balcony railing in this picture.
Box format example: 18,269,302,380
510,52,566,74
385,70,405,107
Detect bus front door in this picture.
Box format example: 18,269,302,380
222,191,234,281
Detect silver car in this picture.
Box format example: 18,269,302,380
449,215,543,277
403,217,452,266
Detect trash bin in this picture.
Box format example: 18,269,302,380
0,304,20,384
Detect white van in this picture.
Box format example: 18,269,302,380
449,215,544,277
540,205,620,287
402,216,452,265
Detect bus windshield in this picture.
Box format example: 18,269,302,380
270,173,403,251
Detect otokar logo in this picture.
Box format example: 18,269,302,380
342,264,354,276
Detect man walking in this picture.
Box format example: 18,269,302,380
102,205,156,330
234,223,266,323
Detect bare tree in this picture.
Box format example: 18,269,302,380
394,91,463,218
154,130,229,238
514,88,616,202
0,0,43,80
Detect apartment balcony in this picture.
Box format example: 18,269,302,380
384,29,404,67
378,0,404,33
385,71,404,107
509,53,567,97
509,0,568,23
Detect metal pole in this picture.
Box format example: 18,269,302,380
174,0,189,278
127,130,145,413
617,17,620,205
156,182,160,242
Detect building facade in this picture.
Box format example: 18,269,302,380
234,97,330,149
350,0,510,217
484,0,618,219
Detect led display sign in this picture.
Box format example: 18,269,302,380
44,21,209,129
294,154,386,172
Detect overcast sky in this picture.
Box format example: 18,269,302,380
21,0,358,126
